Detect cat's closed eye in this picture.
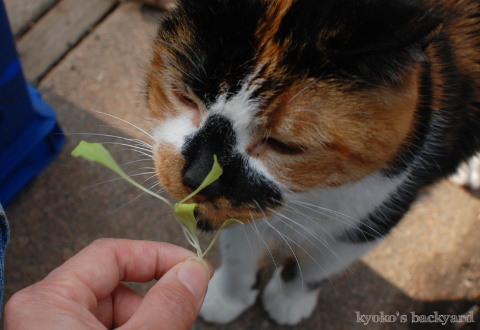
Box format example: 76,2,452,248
172,88,198,109
263,137,304,155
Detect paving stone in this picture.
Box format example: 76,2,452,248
16,0,118,83
4,0,59,37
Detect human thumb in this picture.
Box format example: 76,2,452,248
122,257,213,330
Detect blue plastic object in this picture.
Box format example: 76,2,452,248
0,0,65,205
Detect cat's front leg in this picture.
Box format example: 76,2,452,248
263,240,377,325
199,224,266,324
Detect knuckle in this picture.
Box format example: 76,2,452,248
5,288,35,321
90,238,116,248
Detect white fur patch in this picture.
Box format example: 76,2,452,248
276,170,410,240
263,269,319,325
199,266,259,324
208,73,261,149
152,113,197,149
450,153,480,190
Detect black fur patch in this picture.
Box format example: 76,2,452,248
162,0,268,106
382,60,434,177
275,0,442,84
280,257,298,282
181,114,283,210
344,32,480,243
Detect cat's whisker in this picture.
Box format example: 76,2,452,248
264,208,338,293
112,180,163,213
99,141,154,155
84,171,156,190
272,199,343,243
293,201,385,241
126,171,157,179
152,185,171,203
250,215,280,281
289,199,360,227
261,217,305,293
254,201,309,293
268,207,331,258
283,201,348,229
269,207,353,281
100,144,154,160
95,124,155,143
126,165,156,173
64,133,155,161
149,182,163,194
241,220,256,257
139,174,161,186
269,204,339,256
110,149,153,159
63,132,154,151
113,148,155,159
271,200,363,278
84,110,154,140
288,202,372,244
120,158,154,167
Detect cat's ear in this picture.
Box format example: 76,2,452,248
331,0,443,84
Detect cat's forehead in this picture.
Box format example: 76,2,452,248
158,0,341,104
158,0,267,104
157,0,435,99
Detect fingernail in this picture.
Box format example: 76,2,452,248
177,257,210,301
203,258,214,279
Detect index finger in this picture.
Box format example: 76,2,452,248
43,239,196,311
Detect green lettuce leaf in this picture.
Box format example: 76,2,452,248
71,141,172,205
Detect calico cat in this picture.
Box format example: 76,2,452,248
145,0,480,325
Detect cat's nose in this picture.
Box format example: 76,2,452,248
182,162,224,199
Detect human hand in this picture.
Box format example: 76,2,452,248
4,239,213,329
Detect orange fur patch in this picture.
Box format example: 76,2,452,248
256,70,421,191
256,0,295,73
154,143,187,199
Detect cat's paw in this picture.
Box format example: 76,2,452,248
262,270,319,325
451,154,480,190
199,268,258,324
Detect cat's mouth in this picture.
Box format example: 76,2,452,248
191,205,233,232
196,217,215,232
192,208,215,232
190,197,278,231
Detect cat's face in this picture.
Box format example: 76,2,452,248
146,0,441,229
